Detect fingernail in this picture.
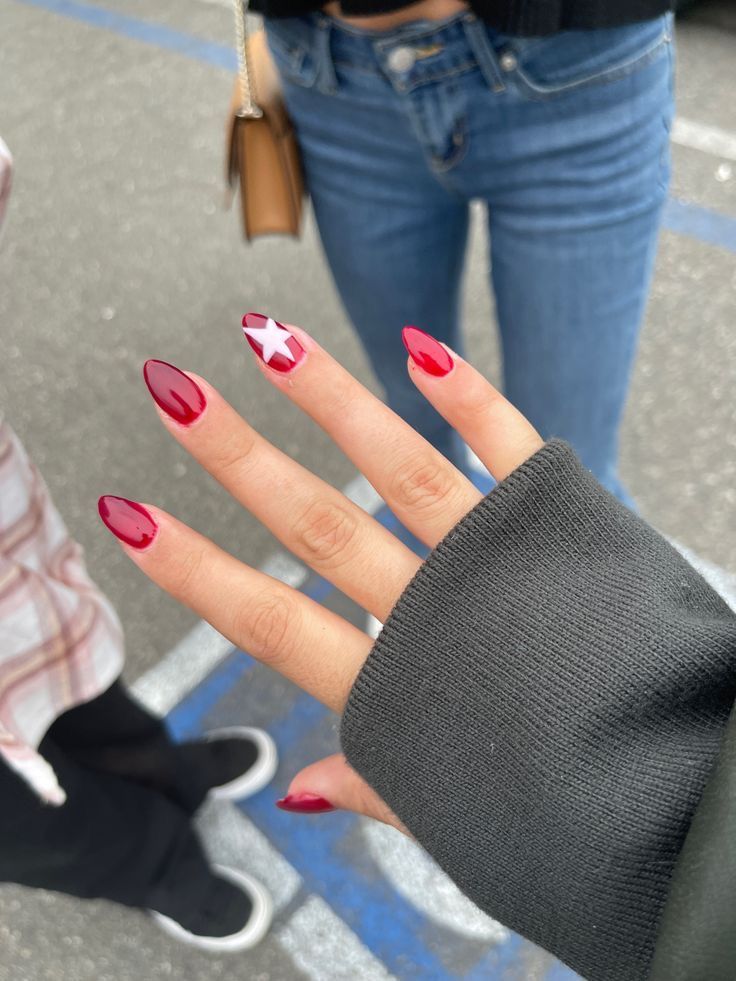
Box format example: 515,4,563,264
402,326,454,378
242,312,305,373
98,496,158,550
143,360,206,426
276,792,336,814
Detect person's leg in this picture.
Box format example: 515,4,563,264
481,17,674,500
49,682,268,814
0,741,265,943
266,16,470,468
0,735,210,913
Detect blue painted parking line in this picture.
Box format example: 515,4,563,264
663,197,736,253
167,649,255,741
16,0,238,70
166,494,580,980
12,0,736,256
169,650,463,978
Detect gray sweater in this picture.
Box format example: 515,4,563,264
341,440,736,981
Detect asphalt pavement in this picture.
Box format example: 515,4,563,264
0,1,735,978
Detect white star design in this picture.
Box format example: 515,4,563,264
243,317,296,365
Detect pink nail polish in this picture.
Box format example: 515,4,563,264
98,496,158,550
276,793,336,814
143,360,206,426
402,326,454,378
242,312,305,373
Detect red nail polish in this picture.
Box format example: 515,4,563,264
276,793,336,814
242,312,305,373
402,326,454,378
143,360,206,426
98,496,158,550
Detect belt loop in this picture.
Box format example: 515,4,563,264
313,14,339,95
462,14,505,93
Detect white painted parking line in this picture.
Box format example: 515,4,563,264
196,798,302,910
343,473,385,513
132,475,383,715
276,895,397,980
194,799,397,977
131,619,233,714
261,550,309,588
673,541,736,612
672,117,736,162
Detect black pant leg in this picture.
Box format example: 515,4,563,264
48,680,167,749
0,738,215,918
48,682,210,813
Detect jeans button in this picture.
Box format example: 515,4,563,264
387,46,417,74
499,50,518,72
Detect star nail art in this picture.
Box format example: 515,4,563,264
242,313,305,373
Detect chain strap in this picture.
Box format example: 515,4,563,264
232,0,263,118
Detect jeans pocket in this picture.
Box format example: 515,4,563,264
265,17,318,88
499,13,673,101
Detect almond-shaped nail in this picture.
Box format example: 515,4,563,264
143,360,206,426
402,325,454,377
276,793,336,814
98,496,157,549
242,312,305,373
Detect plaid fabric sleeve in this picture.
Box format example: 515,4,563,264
0,420,124,804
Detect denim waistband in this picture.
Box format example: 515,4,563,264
282,11,509,94
267,11,672,99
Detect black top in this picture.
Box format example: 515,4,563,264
342,441,736,981
256,0,672,36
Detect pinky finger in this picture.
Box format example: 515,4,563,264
97,496,371,712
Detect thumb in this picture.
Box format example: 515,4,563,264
277,753,407,834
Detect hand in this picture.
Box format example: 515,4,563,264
99,319,542,829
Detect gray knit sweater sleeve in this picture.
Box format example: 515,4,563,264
340,440,736,981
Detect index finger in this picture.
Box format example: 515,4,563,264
401,326,544,481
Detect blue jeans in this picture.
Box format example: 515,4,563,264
266,12,674,500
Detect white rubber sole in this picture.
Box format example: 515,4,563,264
151,865,273,953
366,615,383,641
204,726,279,802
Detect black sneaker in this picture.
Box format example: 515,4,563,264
177,726,278,806
180,727,279,802
151,865,272,952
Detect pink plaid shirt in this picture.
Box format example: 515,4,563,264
0,421,124,804
0,147,123,804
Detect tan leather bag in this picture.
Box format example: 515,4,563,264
226,2,304,241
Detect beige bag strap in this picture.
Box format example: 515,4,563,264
232,0,263,118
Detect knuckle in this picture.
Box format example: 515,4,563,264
292,499,358,568
390,453,456,515
243,592,297,667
